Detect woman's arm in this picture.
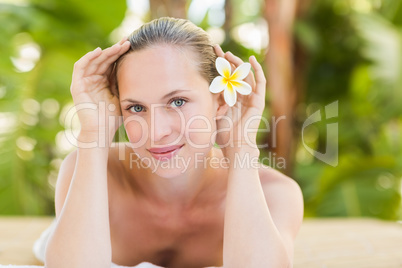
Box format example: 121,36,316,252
45,38,130,268
223,148,296,267
212,46,303,267
45,137,111,268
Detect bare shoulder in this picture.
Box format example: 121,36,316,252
257,163,304,261
257,163,304,206
257,163,304,234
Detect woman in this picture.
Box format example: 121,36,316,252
44,17,304,268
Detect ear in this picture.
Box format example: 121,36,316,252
215,93,229,120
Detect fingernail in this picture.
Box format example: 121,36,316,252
94,47,101,52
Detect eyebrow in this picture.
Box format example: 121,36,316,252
121,89,191,104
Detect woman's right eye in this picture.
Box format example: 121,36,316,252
127,105,145,113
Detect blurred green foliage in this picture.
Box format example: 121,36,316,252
0,0,401,221
0,0,126,214
294,0,402,220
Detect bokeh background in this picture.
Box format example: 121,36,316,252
0,0,401,221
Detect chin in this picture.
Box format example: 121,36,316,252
131,141,215,176
152,166,187,179
131,147,188,177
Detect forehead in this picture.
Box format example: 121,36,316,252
117,45,207,99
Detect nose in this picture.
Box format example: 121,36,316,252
150,106,173,142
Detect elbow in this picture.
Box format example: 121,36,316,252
44,237,111,268
43,231,58,268
223,250,290,268
44,238,70,268
44,241,62,268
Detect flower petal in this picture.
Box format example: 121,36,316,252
231,80,252,95
230,62,251,81
224,84,237,107
209,76,227,93
216,57,231,78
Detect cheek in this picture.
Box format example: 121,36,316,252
185,111,216,147
123,115,148,147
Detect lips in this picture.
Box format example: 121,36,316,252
147,144,184,161
147,144,184,154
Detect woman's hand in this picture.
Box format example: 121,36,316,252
213,45,267,158
70,38,131,144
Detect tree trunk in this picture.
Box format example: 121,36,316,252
264,0,297,175
223,0,233,36
149,0,187,19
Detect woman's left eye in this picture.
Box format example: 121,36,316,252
170,98,186,108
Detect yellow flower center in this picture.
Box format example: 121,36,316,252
223,69,231,79
230,72,239,81
231,81,240,88
227,82,234,92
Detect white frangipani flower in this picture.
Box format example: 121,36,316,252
209,57,252,107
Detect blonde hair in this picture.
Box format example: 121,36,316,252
114,17,219,96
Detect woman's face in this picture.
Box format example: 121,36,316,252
117,44,220,178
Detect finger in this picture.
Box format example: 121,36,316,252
225,51,243,66
85,37,129,75
249,55,266,108
104,39,130,75
84,43,124,76
96,41,131,74
213,44,225,58
224,51,243,74
72,47,102,80
213,45,235,76
119,36,128,45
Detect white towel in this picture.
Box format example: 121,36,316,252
30,219,163,268
0,266,44,268
32,219,56,264
0,264,160,268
